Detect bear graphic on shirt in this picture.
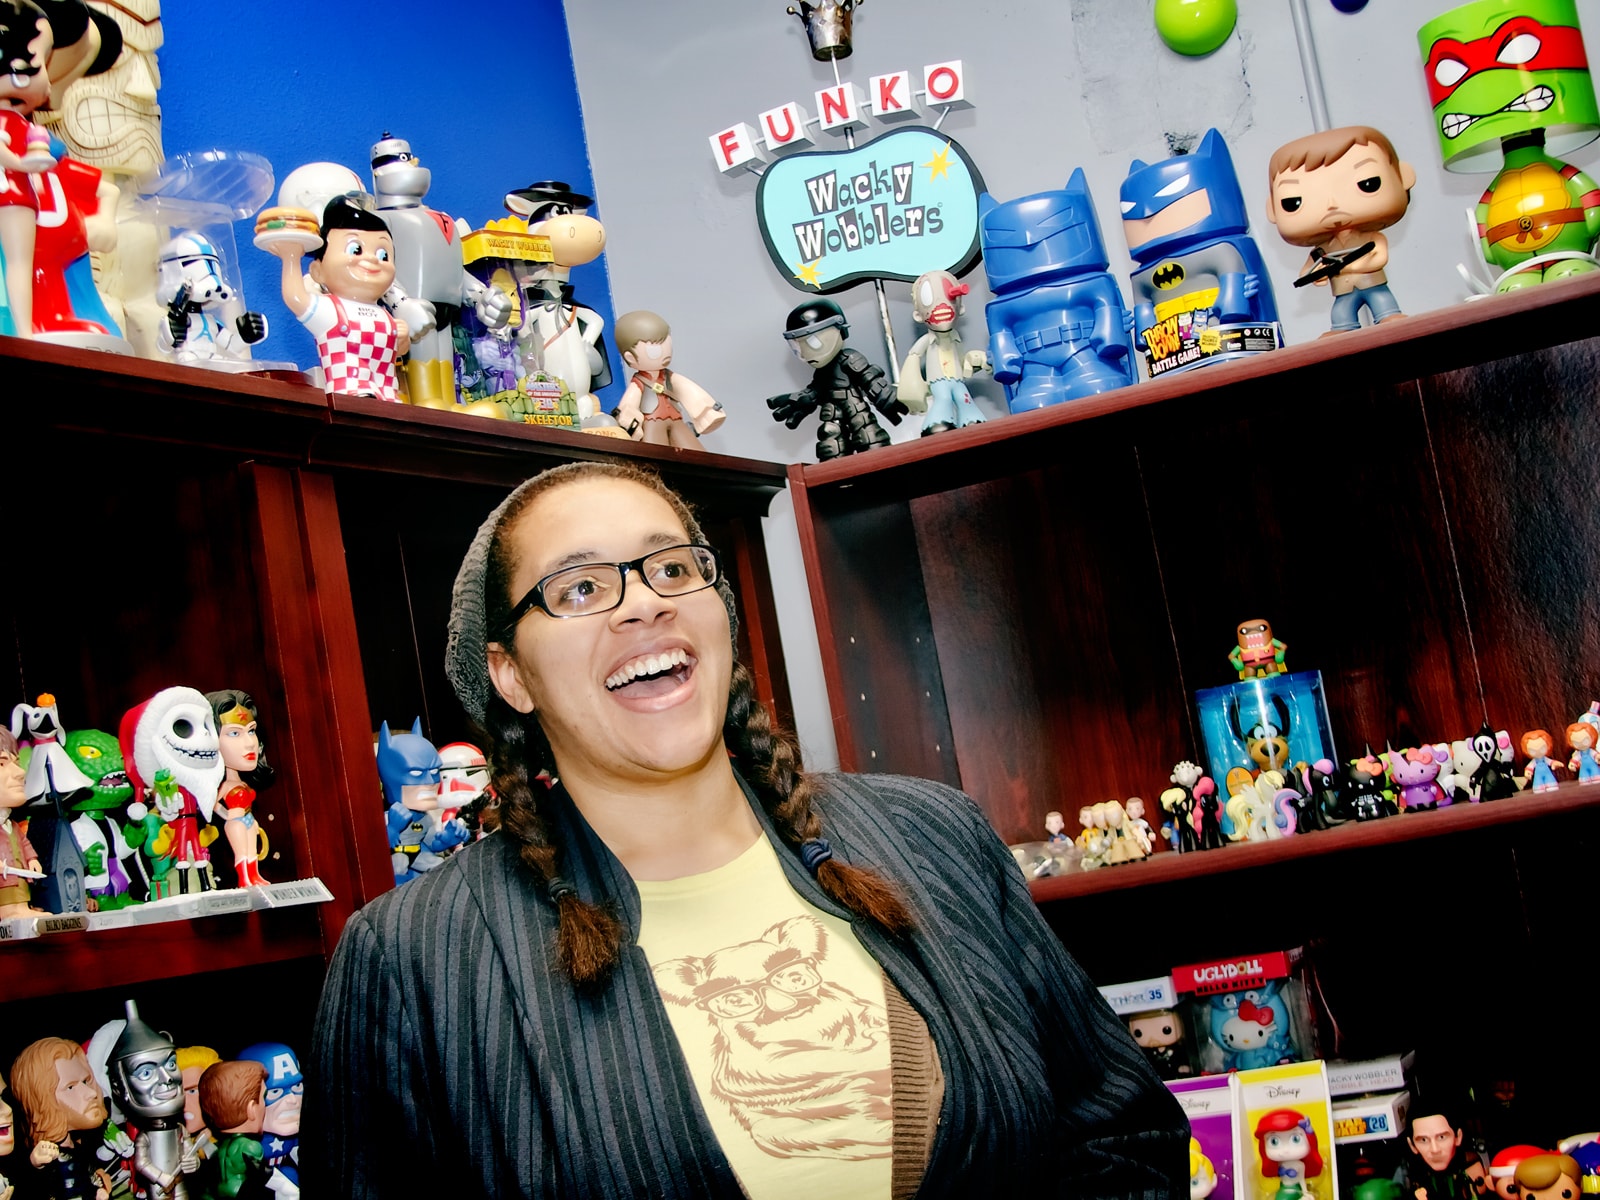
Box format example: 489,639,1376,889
653,915,892,1159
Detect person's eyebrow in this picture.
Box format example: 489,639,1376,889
539,532,685,575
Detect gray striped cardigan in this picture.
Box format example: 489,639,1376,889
306,772,1189,1197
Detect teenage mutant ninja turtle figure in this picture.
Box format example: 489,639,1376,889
1419,0,1600,290
766,299,907,460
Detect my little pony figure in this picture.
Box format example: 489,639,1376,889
1255,1108,1324,1200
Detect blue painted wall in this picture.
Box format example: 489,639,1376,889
157,0,619,403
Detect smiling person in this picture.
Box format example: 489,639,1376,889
308,460,1187,1198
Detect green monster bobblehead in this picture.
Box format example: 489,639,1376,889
1420,0,1600,290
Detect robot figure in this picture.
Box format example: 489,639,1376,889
767,299,906,459
897,269,990,434
108,1001,187,1200
155,232,268,364
979,168,1137,413
370,133,512,407
378,719,469,886
1120,129,1282,379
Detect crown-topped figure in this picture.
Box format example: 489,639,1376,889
787,0,858,60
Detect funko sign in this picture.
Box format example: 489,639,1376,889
755,126,986,293
710,59,971,173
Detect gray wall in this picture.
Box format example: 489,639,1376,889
565,0,1599,770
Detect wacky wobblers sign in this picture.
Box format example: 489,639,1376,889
755,126,986,294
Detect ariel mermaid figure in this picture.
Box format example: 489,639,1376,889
206,690,275,887
1256,1108,1324,1200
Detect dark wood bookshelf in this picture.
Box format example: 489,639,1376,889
1,335,792,1001
787,278,1600,1128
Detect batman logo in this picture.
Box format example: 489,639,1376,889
1152,261,1185,290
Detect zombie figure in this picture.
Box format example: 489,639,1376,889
767,299,907,460
897,269,989,434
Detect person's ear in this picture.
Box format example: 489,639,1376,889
487,644,537,714
1399,161,1417,193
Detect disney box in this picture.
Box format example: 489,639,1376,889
1231,1060,1338,1200
1171,1074,1238,1200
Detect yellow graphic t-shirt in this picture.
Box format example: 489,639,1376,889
637,834,892,1200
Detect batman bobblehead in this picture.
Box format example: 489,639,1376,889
1120,129,1283,379
766,300,907,460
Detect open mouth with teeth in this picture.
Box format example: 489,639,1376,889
606,648,695,696
163,737,218,764
1443,85,1555,138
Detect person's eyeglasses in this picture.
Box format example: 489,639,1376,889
504,544,721,629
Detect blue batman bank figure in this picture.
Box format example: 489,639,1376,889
378,718,469,885
1120,128,1283,379
979,167,1138,413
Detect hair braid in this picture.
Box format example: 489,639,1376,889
483,695,625,987
725,664,912,935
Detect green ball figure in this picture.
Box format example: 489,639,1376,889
1419,0,1600,291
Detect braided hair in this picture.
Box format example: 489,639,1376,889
478,461,910,987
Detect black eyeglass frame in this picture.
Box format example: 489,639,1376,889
501,543,722,632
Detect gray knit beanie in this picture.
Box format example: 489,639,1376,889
444,464,740,727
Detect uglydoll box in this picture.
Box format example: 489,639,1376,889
1232,1060,1338,1200
1172,949,1319,1075
1171,1075,1237,1200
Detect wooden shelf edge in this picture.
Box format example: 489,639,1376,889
1027,780,1600,903
795,272,1600,494
0,905,325,1001
3,337,791,508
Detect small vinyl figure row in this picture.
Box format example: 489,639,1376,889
1154,708,1588,855
0,1003,302,1199
2,688,276,921
1029,617,1595,869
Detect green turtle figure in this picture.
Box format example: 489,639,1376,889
1420,0,1600,290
